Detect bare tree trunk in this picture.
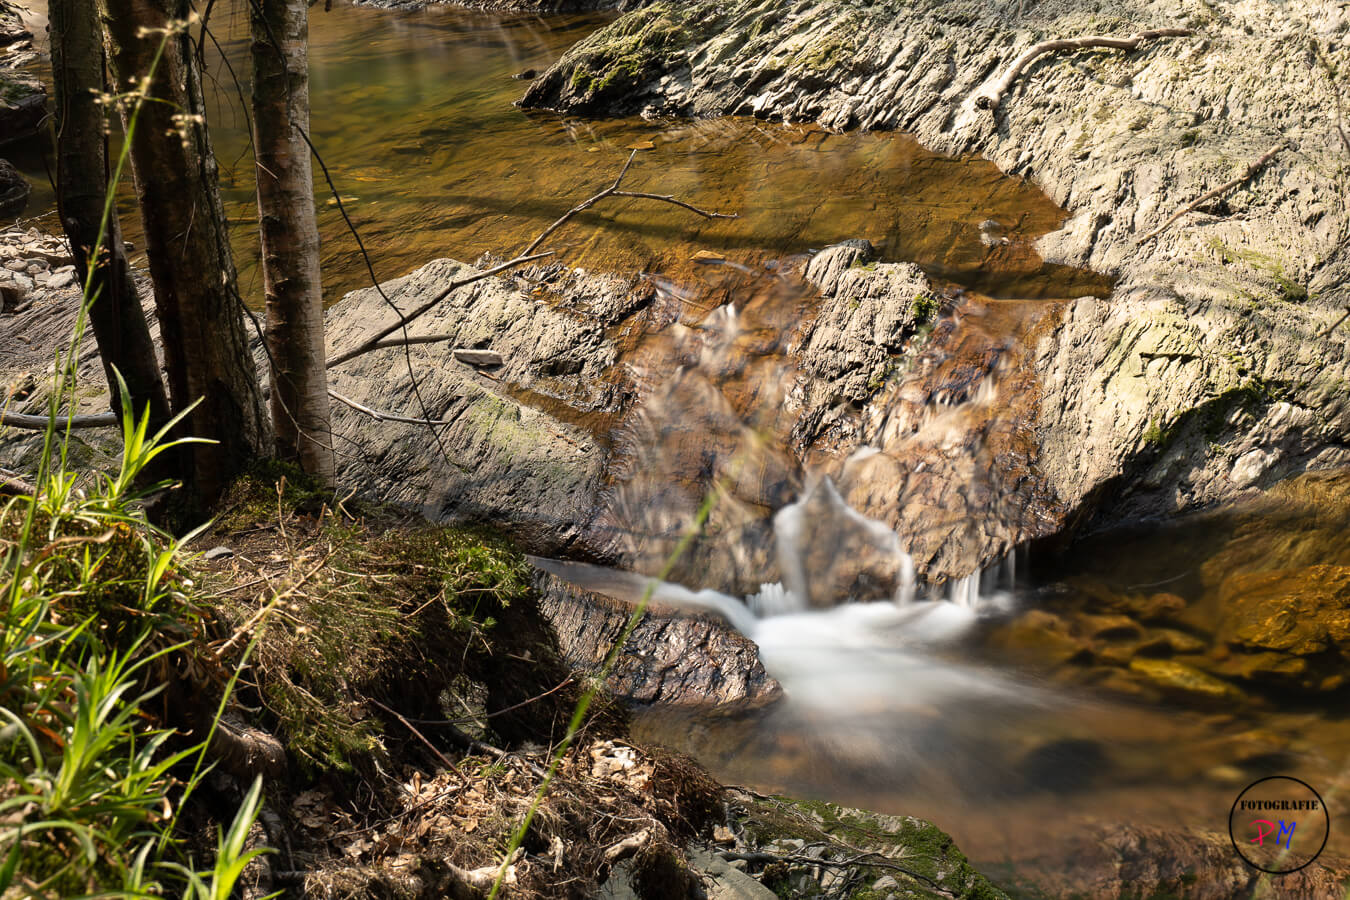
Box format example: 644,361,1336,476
100,0,271,502
49,0,169,430
250,0,332,483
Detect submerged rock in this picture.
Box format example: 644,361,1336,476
989,822,1350,900
1126,657,1245,705
724,792,1009,900
1209,564,1350,692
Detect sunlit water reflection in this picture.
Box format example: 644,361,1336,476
9,0,1107,303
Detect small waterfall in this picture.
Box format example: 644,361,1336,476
534,472,1021,716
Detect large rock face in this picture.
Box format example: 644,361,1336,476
539,576,780,706
324,258,636,558
521,0,1350,538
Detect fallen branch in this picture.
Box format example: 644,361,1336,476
324,251,553,370
1136,141,1286,244
974,28,1193,111
0,468,36,496
1,410,118,430
328,388,456,426
369,697,547,778
1322,306,1350,337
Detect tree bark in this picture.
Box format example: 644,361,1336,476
100,0,271,502
49,0,169,430
250,0,332,483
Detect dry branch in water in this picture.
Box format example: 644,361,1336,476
1136,141,1286,244
522,149,739,257
974,28,1193,111
327,150,737,369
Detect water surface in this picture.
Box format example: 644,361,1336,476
9,1,1107,304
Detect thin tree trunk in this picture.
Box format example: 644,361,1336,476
49,0,169,430
250,0,332,483
100,0,271,502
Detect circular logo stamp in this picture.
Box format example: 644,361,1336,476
1229,776,1329,874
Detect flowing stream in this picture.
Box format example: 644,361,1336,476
9,0,1350,889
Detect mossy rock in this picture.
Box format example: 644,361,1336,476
731,793,1009,899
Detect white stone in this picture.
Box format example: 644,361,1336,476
1230,448,1274,488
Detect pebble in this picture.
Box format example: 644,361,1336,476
46,271,75,290
4,259,26,272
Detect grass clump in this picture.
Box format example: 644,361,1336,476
204,466,568,777
0,395,264,898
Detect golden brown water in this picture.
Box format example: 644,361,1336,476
8,1,1107,305
630,469,1350,882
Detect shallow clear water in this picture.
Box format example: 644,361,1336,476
624,470,1350,881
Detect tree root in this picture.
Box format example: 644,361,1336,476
974,28,1193,112
207,713,289,779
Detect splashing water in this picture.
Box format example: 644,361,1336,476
533,473,1021,718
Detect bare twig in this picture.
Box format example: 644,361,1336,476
521,149,737,257
369,697,547,778
324,252,553,370
355,333,458,353
974,28,1193,111
1136,141,1286,244
0,410,118,430
328,389,456,426
370,697,458,771
324,151,735,374
1322,306,1350,337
